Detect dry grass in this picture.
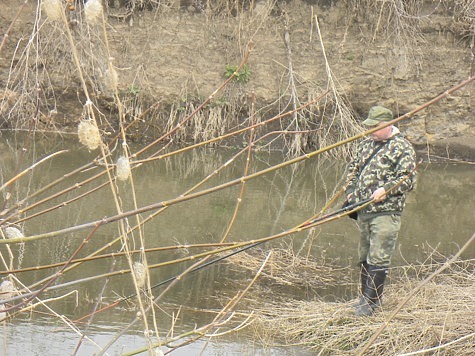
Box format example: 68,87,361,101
0,3,473,354
241,258,475,355
225,247,353,289
2,0,473,156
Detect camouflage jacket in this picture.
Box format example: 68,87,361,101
345,128,417,216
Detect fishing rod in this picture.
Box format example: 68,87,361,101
0,198,369,317
300,198,372,227
170,158,417,286
75,160,418,351
153,198,371,284
3,158,418,317
3,75,472,245
86,162,419,353
68,198,372,323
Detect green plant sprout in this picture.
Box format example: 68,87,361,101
224,64,251,83
129,84,140,96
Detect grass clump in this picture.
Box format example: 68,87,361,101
246,259,475,355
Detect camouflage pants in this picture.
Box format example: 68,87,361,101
357,214,401,267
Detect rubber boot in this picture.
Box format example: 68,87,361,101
360,261,369,295
354,264,387,317
369,265,386,310
353,261,369,308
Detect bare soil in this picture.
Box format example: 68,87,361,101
1,0,474,159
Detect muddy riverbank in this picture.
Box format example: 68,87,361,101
1,0,474,160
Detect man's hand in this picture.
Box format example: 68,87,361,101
371,187,387,202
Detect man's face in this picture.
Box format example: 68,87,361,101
370,123,392,141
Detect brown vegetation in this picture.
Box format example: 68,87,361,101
0,1,473,354
1,0,474,157
228,247,475,355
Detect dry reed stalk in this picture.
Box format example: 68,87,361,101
106,151,156,350
0,150,68,193
120,252,272,356
0,1,27,55
72,273,110,355
0,242,237,276
220,94,256,242
313,12,362,160
248,260,475,355
5,275,103,351
4,95,326,228
12,177,112,224
0,222,103,314
8,131,278,297
1,162,99,221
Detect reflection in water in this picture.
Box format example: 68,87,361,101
0,133,473,354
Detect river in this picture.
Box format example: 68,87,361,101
0,133,473,355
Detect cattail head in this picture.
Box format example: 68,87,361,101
78,120,101,150
116,156,131,181
84,0,103,24
133,262,147,289
4,227,24,239
42,0,63,21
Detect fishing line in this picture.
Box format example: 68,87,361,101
71,198,371,323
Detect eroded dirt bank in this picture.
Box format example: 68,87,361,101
1,0,474,159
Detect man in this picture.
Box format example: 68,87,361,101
345,105,417,316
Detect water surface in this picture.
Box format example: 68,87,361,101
0,133,473,355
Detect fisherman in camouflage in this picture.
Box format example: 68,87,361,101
345,105,417,317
